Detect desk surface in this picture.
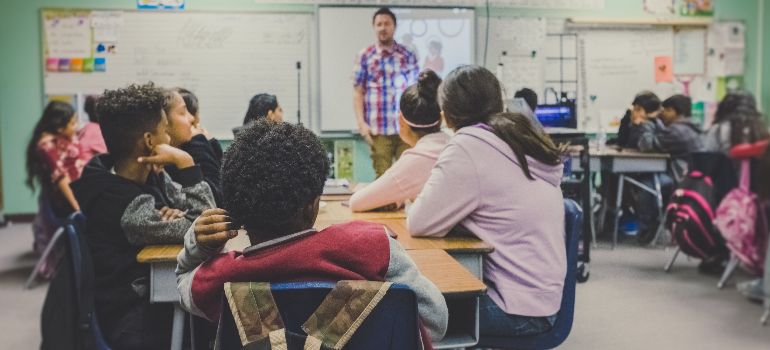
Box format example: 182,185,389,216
136,246,485,296
319,200,406,220
591,147,669,159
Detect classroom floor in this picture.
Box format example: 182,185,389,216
1,222,769,349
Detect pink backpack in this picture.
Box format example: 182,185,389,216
714,160,767,274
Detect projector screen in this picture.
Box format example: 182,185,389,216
318,7,475,132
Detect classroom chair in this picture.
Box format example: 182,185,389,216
217,281,421,349
472,198,581,350
63,212,112,350
25,194,67,289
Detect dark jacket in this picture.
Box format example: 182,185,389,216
634,117,703,157
70,154,214,346
632,117,703,179
165,134,223,205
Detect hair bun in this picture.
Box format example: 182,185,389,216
417,69,441,100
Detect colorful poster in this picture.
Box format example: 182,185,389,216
679,0,714,16
654,56,673,83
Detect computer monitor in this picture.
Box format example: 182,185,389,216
535,103,577,129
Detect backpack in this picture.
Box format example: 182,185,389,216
664,170,728,259
714,161,768,274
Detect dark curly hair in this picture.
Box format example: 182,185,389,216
97,83,166,160
222,120,329,233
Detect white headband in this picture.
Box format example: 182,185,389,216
403,118,441,128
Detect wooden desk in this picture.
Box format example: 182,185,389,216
320,194,351,201
570,147,670,248
137,246,486,349
312,218,492,279
319,200,406,220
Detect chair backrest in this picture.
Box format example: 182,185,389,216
218,281,421,350
479,198,581,350
63,212,111,350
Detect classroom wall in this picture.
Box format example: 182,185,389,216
0,0,764,215
763,0,770,112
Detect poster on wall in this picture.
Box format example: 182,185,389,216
643,0,675,15
137,0,185,10
679,0,714,16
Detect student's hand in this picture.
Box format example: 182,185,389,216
159,206,186,221
138,144,195,169
194,125,213,140
358,124,374,146
194,208,238,250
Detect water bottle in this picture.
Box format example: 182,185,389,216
596,127,607,153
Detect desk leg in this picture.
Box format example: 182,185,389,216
171,303,185,350
651,174,666,246
589,172,597,248
612,175,625,249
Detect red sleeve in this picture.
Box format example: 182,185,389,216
37,140,67,183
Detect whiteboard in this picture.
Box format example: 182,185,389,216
43,10,312,139
578,28,675,132
318,6,474,132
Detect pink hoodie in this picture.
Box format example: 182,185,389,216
408,126,566,317
350,132,450,212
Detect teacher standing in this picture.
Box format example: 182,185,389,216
353,7,419,177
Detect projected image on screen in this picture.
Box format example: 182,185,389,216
394,8,474,78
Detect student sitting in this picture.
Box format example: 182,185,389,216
611,90,656,148
232,93,284,137
164,88,224,205
349,70,449,212
407,65,565,337
78,95,107,161
71,83,215,350
177,87,224,160
703,91,769,154
635,94,703,178
176,120,448,343
26,101,87,277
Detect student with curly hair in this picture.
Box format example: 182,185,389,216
70,83,215,349
349,70,449,212
175,120,448,344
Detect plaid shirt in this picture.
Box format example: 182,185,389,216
353,42,419,136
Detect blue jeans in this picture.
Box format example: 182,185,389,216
479,295,556,337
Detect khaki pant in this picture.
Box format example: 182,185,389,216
370,134,410,178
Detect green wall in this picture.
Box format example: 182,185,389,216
763,0,770,112
0,0,765,214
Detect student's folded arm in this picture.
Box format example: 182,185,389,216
175,221,223,318
349,165,407,212
384,236,448,341
182,135,223,203
120,194,194,245
407,143,479,237
161,167,215,218
636,121,660,152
